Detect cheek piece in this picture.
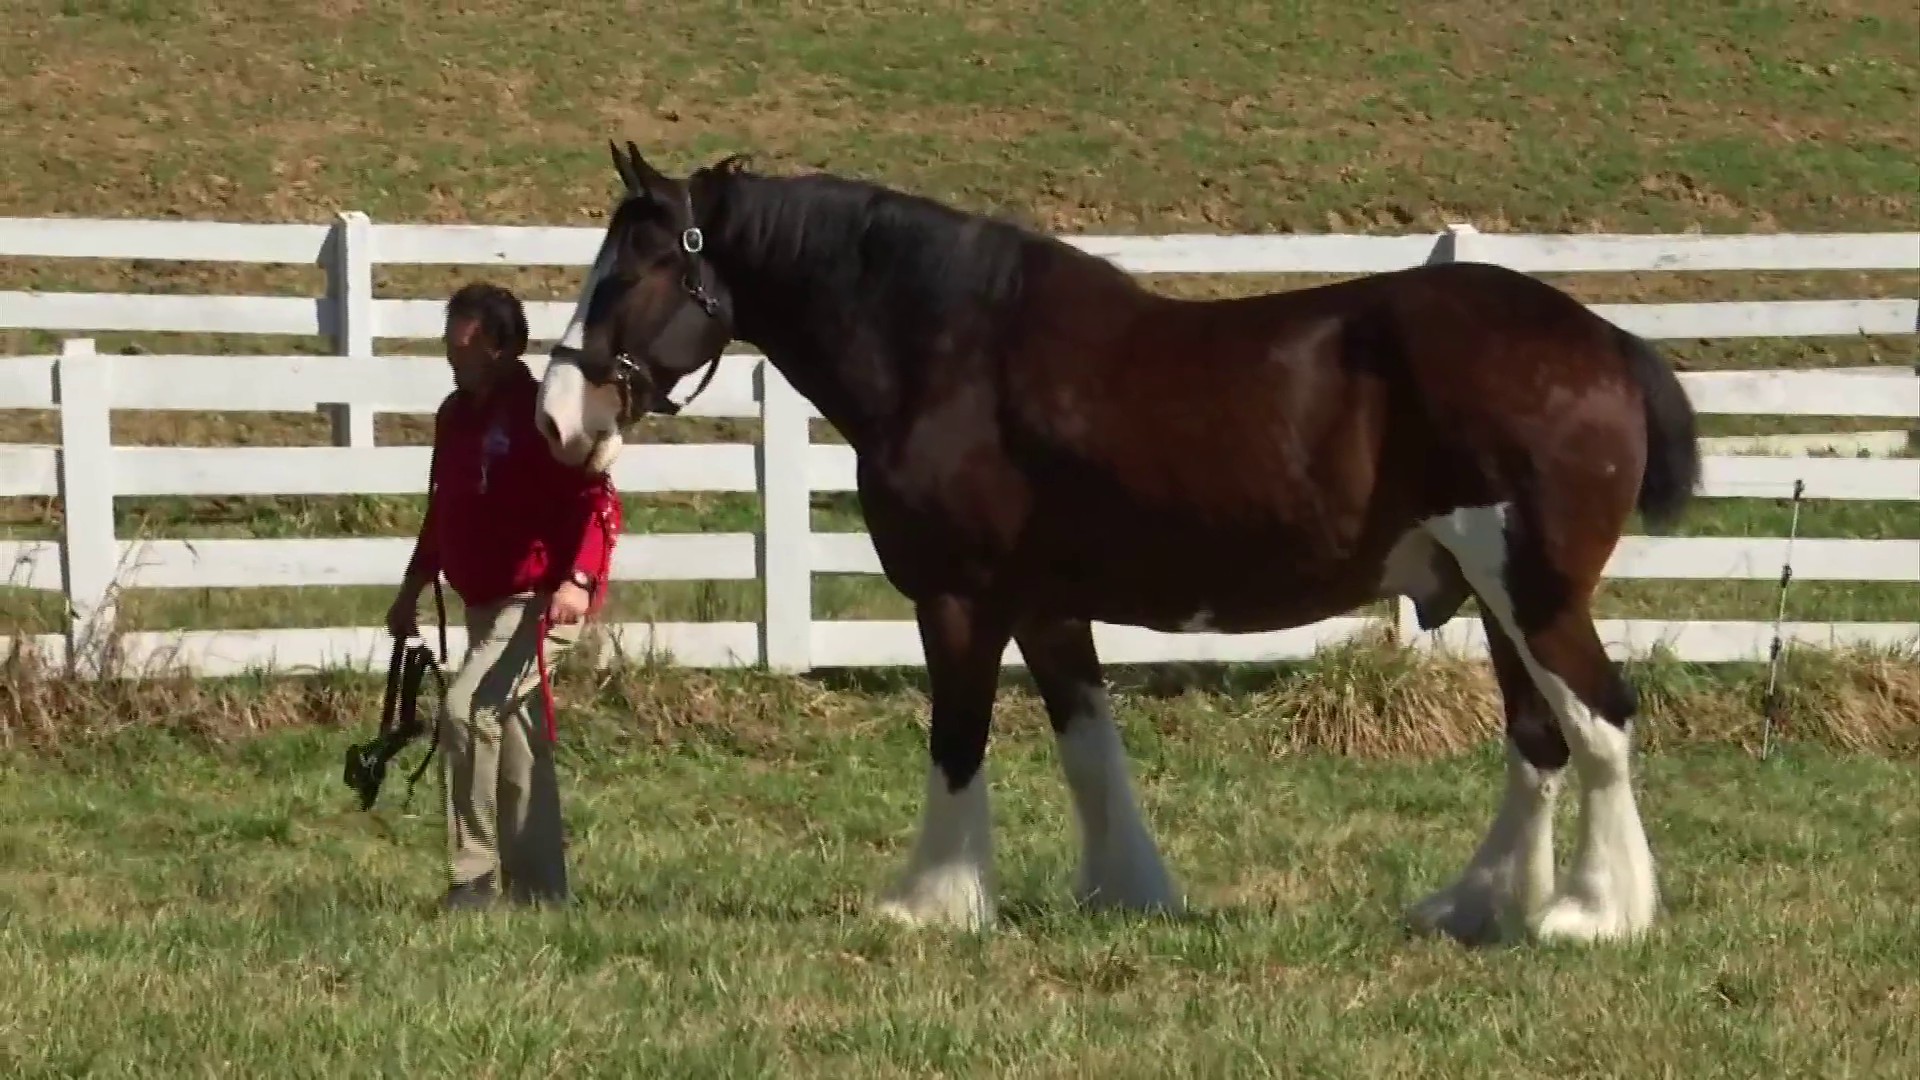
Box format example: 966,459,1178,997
624,221,730,418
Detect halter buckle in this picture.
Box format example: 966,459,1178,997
681,227,705,255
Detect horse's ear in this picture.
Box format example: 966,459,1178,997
612,140,674,196
608,139,641,194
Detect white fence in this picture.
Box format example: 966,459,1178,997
2,217,1918,678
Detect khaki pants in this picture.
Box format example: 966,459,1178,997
437,591,582,904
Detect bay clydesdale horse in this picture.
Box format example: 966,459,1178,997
533,142,1701,946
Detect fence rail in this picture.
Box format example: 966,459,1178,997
2,217,1918,678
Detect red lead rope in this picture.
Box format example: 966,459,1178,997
535,490,617,745
535,611,557,743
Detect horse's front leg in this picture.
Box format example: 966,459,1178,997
874,593,1013,932
1015,616,1181,915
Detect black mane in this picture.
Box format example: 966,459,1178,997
691,162,1131,357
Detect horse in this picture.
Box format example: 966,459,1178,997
532,141,1702,946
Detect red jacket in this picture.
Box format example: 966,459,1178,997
405,365,621,614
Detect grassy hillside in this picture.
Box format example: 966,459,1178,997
5,2,1915,231
2,0,1916,657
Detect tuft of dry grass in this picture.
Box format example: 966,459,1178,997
1624,643,1920,758
1748,646,1920,758
0,637,367,754
1238,626,1503,760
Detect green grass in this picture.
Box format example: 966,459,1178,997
2,704,1917,1076
5,1,1915,232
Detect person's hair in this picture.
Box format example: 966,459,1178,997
445,281,530,360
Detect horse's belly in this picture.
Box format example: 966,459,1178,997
1083,584,1377,635
1019,531,1388,634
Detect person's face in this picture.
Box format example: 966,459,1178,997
444,314,503,393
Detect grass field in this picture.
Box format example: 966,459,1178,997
2,3,1919,1073
3,632,1919,1074
2,657,1918,1077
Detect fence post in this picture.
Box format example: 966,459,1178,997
756,359,813,672
324,210,376,448
54,338,118,676
1442,221,1480,262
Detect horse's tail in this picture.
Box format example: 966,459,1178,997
1615,326,1701,529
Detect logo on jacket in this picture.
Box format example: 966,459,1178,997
478,424,510,493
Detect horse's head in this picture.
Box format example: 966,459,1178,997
537,141,737,474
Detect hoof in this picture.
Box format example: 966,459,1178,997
1530,894,1652,944
873,895,995,932
1406,880,1521,947
1072,822,1184,917
874,869,996,932
1074,870,1185,918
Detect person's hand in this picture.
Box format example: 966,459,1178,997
548,581,591,626
386,583,422,640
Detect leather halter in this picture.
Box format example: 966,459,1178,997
610,189,728,417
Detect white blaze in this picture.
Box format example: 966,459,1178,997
538,212,624,471
555,217,619,354
533,360,593,467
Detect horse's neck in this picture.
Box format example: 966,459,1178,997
709,203,1026,450
767,348,874,447
725,277,892,454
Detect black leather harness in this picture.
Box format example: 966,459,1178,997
342,579,450,813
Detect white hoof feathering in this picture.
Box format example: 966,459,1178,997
876,763,996,931
1528,715,1658,943
1408,742,1560,945
1056,695,1182,914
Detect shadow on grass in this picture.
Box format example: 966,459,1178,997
800,658,1348,701
494,880,1286,939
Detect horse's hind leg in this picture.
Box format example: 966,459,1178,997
1015,617,1181,914
1511,606,1658,943
1408,612,1566,944
1422,504,1658,944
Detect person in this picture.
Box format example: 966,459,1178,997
387,280,622,913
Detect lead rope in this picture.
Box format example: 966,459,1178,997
390,431,452,814
537,612,557,744
396,576,452,813
533,488,617,745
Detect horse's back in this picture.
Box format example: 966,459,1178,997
997,258,1573,508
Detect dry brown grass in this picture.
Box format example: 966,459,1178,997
6,619,1914,763
0,639,366,752
1220,626,1505,760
